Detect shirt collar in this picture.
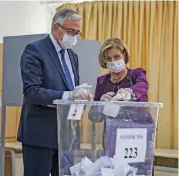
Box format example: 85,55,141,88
49,34,62,53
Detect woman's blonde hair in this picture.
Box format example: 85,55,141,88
99,37,130,68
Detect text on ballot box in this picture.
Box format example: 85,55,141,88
114,128,147,166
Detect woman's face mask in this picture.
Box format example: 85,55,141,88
106,59,126,73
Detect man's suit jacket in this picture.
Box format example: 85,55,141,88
17,35,80,149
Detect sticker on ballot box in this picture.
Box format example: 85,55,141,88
114,128,147,167
67,104,84,120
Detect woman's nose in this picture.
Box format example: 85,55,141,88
111,57,116,61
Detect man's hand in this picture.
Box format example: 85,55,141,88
100,92,115,101
69,88,92,100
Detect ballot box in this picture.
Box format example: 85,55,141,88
53,100,163,176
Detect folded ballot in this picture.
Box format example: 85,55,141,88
82,156,113,175
101,165,138,176
75,83,92,89
70,156,92,175
69,155,138,176
114,164,138,176
70,156,114,176
101,168,115,176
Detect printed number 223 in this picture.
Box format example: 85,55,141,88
124,148,138,158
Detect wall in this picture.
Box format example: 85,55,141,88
0,1,50,42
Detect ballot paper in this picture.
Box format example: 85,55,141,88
102,103,120,118
75,83,92,89
70,156,92,175
101,168,115,176
114,164,138,176
82,156,113,175
68,155,140,176
101,164,137,176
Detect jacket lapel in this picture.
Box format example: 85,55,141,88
45,35,70,89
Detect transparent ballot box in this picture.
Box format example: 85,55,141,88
53,100,163,176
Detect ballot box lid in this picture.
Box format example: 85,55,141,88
53,100,163,108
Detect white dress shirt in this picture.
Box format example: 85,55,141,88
49,34,75,100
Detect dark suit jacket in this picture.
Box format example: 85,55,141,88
17,35,80,149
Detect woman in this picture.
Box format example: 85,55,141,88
94,37,148,102
89,38,154,175
89,37,149,123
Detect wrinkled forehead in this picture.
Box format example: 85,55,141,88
62,18,81,30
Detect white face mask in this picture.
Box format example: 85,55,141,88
59,33,77,49
106,59,126,73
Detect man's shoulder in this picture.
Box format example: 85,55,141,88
21,35,50,60
28,35,49,48
22,35,49,53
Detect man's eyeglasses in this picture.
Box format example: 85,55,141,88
57,23,82,38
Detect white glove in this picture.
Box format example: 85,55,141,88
111,88,135,101
100,92,115,101
69,83,93,100
117,88,136,97
123,88,136,100
70,88,92,100
75,83,92,90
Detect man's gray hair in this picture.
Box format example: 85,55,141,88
51,9,82,31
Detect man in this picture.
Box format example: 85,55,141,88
17,9,92,176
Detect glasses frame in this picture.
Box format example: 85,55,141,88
57,23,82,38
105,54,124,62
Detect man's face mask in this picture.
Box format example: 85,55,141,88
106,59,126,73
58,33,77,49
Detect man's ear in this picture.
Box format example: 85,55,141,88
53,24,59,33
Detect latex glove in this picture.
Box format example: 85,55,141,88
117,88,136,99
100,92,115,101
111,88,132,101
75,83,92,90
69,88,93,100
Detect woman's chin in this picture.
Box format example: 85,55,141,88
110,68,127,75
111,71,120,75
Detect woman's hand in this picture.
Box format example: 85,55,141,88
100,92,115,101
111,88,136,101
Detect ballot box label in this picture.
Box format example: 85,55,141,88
67,104,84,120
114,128,147,166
